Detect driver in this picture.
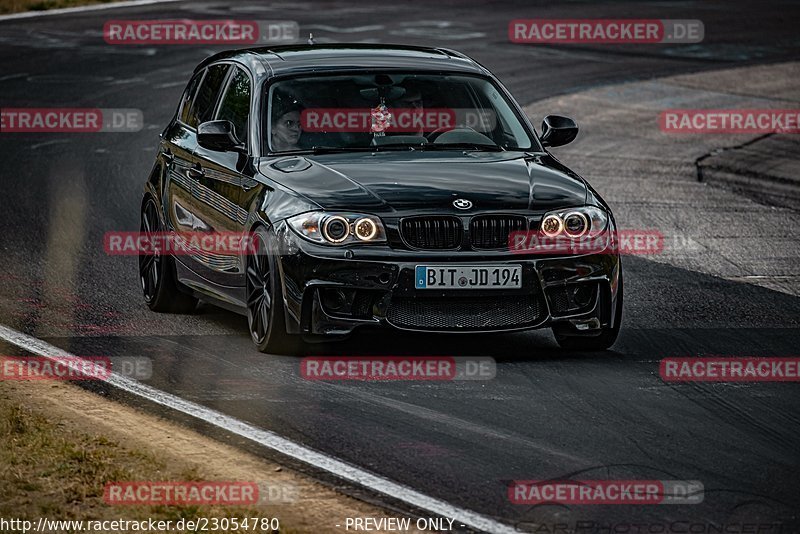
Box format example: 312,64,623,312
394,83,426,137
270,95,304,151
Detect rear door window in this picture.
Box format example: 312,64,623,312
215,66,251,145
186,64,230,128
178,71,203,125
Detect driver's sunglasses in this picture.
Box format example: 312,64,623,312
282,119,301,128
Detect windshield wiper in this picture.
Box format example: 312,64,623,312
271,143,508,156
368,143,422,150
269,147,366,155
310,146,375,154
420,143,505,152
273,145,418,155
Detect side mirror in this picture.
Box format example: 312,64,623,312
197,120,245,152
540,115,578,148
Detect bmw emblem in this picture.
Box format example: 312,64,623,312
453,198,472,210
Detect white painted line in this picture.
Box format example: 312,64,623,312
0,324,519,534
0,0,184,22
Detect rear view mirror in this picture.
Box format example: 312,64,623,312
197,120,245,152
540,115,578,147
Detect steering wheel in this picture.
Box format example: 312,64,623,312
425,126,480,143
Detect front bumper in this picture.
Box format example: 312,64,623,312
272,222,621,338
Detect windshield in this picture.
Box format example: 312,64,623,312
264,72,536,153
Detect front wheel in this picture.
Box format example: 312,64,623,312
553,271,623,351
245,227,303,354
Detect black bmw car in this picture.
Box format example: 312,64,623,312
140,44,622,353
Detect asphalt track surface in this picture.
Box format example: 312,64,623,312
1,1,800,532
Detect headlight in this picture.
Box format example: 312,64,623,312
353,217,378,241
540,214,564,237
563,211,589,238
288,212,387,245
322,215,350,243
538,206,608,239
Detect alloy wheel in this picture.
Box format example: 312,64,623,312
139,199,161,302
246,235,272,344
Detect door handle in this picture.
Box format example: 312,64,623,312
161,149,174,164
241,178,259,191
187,165,204,179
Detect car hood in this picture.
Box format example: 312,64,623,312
258,151,587,214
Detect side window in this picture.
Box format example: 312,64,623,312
216,67,251,144
178,71,203,125
187,64,230,128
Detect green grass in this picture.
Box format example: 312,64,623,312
0,399,287,533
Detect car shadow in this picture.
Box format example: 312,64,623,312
196,255,800,362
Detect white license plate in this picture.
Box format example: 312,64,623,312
415,265,522,289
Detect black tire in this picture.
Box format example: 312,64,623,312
139,197,198,313
245,226,303,354
553,270,623,351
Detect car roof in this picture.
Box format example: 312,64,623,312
196,43,489,78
